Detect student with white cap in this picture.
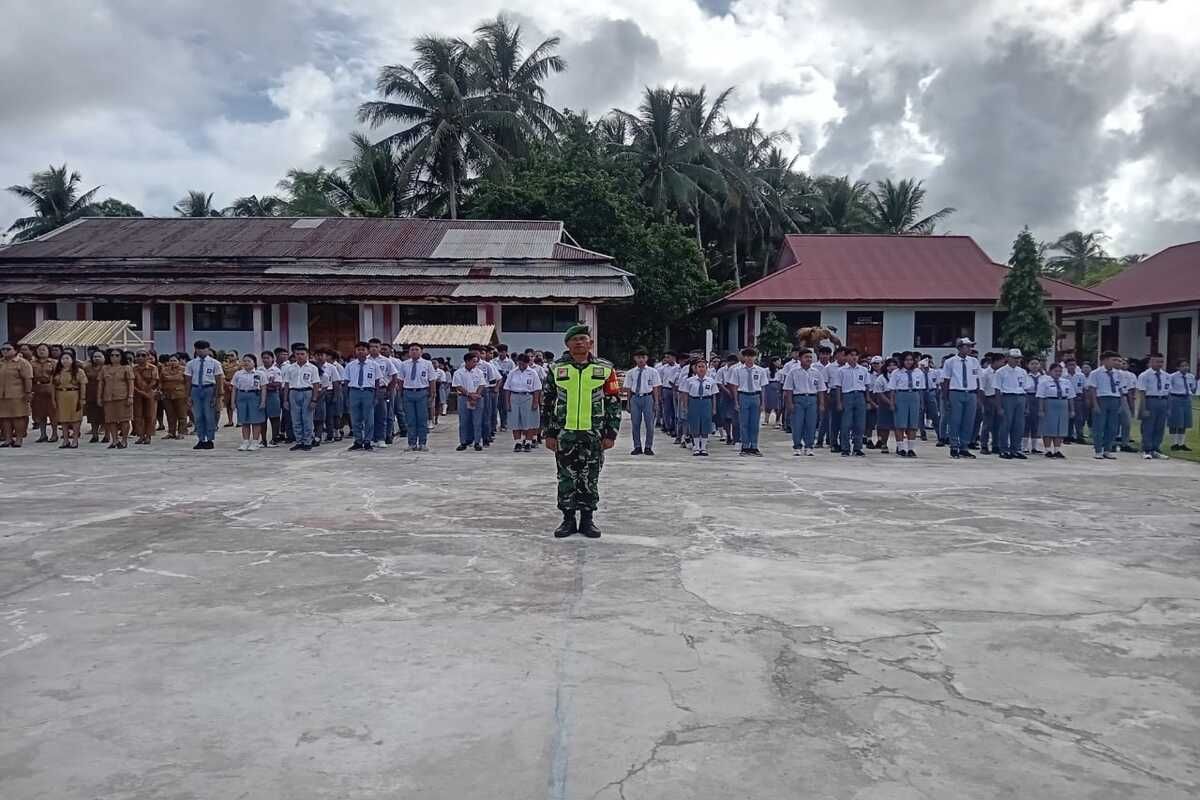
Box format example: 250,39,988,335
941,337,981,459
993,348,1029,459
1135,352,1172,459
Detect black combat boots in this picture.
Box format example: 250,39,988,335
554,511,577,538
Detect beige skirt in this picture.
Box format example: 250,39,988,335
103,399,133,423
0,397,30,419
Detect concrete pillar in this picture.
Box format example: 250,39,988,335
141,302,154,341
577,303,598,355
34,303,47,326
360,303,374,341
252,303,265,358
175,303,187,352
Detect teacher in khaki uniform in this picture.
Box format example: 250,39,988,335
0,342,34,447
541,324,621,539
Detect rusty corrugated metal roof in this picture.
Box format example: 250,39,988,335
18,319,147,348
0,217,604,261
394,324,497,347
0,280,454,301
450,279,633,299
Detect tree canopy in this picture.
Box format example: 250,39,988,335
999,228,1055,355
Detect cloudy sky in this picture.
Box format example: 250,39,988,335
2,0,1197,259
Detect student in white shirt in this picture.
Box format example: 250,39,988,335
813,346,834,446
283,344,322,451
623,348,661,455
1136,352,1172,459
1086,350,1124,458
495,345,515,432
783,348,826,456
231,353,267,451
682,359,718,455
1167,359,1197,451
184,339,225,449
321,352,345,443
1063,357,1088,443
657,352,678,434
1115,358,1138,452
504,353,543,451
868,357,895,453
452,352,487,451
259,350,285,447
1036,361,1074,458
824,347,848,451
728,347,770,456
917,357,941,443
1022,357,1045,454
397,343,435,451
477,350,502,445
889,352,925,457
837,348,871,456
993,349,1029,459
941,337,981,459
344,341,384,450
310,350,334,446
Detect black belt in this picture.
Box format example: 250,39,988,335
895,389,916,393
509,390,535,395
949,389,975,392
403,386,430,391
1169,393,1189,397
738,391,761,395
290,387,312,392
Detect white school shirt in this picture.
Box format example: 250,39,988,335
728,364,770,392
683,375,718,398
979,366,997,396
888,367,927,391
263,364,284,388
922,367,942,391
344,359,384,389
823,362,846,391
494,356,515,377
478,359,501,386
870,373,891,395
1066,369,1086,394
317,363,335,390
1036,374,1074,399
398,358,435,389
838,364,871,393
1086,367,1124,398
1024,371,1043,395
1136,368,1171,397
286,362,321,389
993,364,1029,394
1118,369,1137,395
1168,371,1197,396
943,355,982,391
783,365,826,395
434,367,447,385
327,361,345,382
184,355,222,386
623,365,661,395
504,367,543,393
368,355,395,384
533,363,549,381
231,368,265,392
451,365,487,394
779,359,802,378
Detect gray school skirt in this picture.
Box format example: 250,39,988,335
874,395,895,429
1169,395,1193,429
509,392,538,429
893,391,920,429
1040,398,1069,438
236,393,265,425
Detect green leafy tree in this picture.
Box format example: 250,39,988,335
755,313,791,358
999,228,1055,355
811,175,873,233
94,197,143,217
174,190,221,217
276,168,341,216
868,178,955,234
323,132,409,217
1045,229,1108,284
5,164,101,241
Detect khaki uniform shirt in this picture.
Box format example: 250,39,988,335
133,363,160,397
0,357,34,402
99,365,134,402
159,363,188,400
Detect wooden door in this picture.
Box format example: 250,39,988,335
846,311,883,357
1166,316,1193,369
307,304,359,358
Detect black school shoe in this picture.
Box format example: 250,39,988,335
959,450,977,459
456,444,468,451
644,448,655,456
853,450,865,457
950,449,960,458
474,443,483,451
630,447,643,455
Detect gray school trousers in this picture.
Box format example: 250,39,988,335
947,390,977,450
997,394,1025,455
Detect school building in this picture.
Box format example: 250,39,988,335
1063,240,1199,369
708,234,1112,359
0,216,632,356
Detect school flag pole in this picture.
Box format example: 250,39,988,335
705,328,713,362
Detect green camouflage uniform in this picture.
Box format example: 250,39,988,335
541,355,622,512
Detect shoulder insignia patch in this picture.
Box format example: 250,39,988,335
557,367,570,380
592,366,607,379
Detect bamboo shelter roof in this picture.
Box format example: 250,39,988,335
394,324,497,348
18,319,147,349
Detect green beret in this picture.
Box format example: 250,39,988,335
563,323,591,343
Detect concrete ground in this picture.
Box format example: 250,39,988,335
1,418,1199,800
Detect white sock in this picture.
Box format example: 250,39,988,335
699,436,708,452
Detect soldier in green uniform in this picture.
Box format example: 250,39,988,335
541,324,622,538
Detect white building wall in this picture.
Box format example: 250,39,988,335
820,308,847,338
1119,315,1152,358
881,309,915,355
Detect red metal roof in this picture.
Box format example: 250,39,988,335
1067,240,1200,314
717,234,1112,307
0,217,611,261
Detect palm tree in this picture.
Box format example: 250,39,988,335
5,164,101,242
812,175,873,233
612,87,725,238
225,194,285,217
1046,230,1109,284
323,133,409,218
868,178,955,234
276,168,341,216
675,86,736,263
174,190,221,217
462,16,565,154
358,35,527,219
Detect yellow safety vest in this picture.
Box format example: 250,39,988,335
555,361,613,431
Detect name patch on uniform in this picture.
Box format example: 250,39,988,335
557,367,570,380
592,366,607,379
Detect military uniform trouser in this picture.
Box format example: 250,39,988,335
555,430,604,512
